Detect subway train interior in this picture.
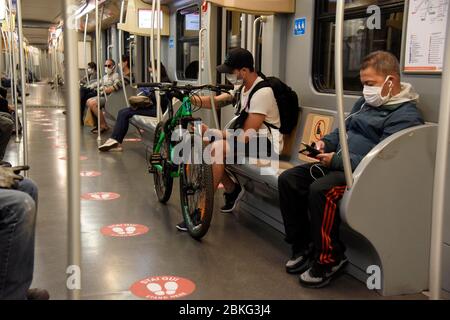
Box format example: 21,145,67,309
0,0,449,304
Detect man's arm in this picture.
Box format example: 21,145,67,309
190,92,233,110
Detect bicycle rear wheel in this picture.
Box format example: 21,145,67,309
152,122,173,203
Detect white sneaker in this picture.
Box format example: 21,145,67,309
99,138,119,152
109,146,123,152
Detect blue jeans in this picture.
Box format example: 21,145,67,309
0,178,38,300
111,107,156,144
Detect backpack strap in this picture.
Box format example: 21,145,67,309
246,80,280,132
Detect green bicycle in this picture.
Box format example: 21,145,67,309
137,82,232,239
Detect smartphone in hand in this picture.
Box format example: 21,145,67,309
299,142,321,159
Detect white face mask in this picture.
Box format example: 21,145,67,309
226,73,243,86
105,67,113,75
363,76,394,107
87,68,93,75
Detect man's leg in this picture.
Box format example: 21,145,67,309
299,171,347,288
278,164,318,254
0,188,36,299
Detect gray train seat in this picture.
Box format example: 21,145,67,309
104,85,137,122
227,105,437,296
129,99,183,149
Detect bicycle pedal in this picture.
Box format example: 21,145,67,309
150,153,163,165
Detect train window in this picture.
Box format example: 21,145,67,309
225,12,262,71
313,0,404,94
176,5,200,81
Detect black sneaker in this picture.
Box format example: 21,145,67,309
220,184,244,213
299,257,348,288
285,247,313,274
26,288,50,300
176,221,188,232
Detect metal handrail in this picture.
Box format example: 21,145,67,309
83,13,89,84
429,1,450,301
118,0,130,107
16,0,28,175
95,0,101,142
63,0,82,300
333,0,353,189
252,16,266,59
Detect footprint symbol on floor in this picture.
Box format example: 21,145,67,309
146,281,179,296
112,226,136,235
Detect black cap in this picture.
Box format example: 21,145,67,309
216,48,254,74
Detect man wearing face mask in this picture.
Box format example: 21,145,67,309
175,48,283,232
278,51,424,288
85,59,122,134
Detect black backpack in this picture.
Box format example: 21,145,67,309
236,72,300,134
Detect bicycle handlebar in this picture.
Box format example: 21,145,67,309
136,82,234,93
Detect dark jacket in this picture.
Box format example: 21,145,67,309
323,97,425,171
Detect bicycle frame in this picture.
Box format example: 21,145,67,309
152,96,196,177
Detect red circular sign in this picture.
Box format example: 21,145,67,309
80,171,102,177
123,138,142,142
101,224,149,237
81,192,120,201
59,156,88,161
130,276,196,300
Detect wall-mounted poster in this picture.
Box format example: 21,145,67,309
404,0,449,74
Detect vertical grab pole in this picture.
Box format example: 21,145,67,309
8,0,19,143
83,14,89,83
129,41,133,85
198,27,206,85
63,0,82,300
95,0,101,142
118,0,129,107
334,0,353,189
156,0,162,122
429,2,450,301
205,13,219,129
16,0,28,174
252,16,262,59
4,10,18,142
150,0,156,83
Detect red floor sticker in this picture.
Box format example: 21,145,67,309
81,192,120,201
59,156,88,161
43,129,57,132
130,276,196,300
80,171,101,177
101,224,149,237
123,138,142,142
53,144,67,149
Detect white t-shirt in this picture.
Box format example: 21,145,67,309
235,77,284,154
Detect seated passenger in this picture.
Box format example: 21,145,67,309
98,62,170,152
86,57,128,134
177,48,283,231
79,62,98,122
278,51,424,288
0,168,49,300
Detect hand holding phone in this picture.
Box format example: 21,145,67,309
299,142,321,158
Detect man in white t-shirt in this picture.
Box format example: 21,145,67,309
177,48,282,231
